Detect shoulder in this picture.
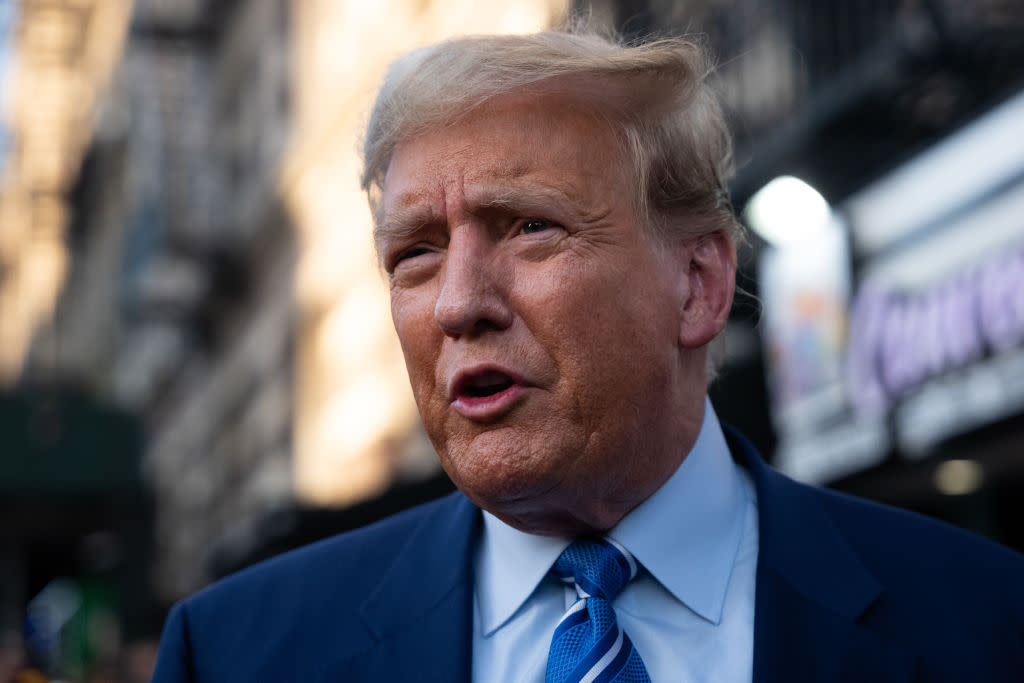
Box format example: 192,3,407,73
729,425,1024,598
808,481,1024,589
787,476,1024,664
191,490,471,618
730,413,1024,673
152,491,476,682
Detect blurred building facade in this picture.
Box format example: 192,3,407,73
109,0,297,603
0,2,146,678
3,2,1024,678
0,0,131,383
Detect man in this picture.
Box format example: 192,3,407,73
152,30,1024,682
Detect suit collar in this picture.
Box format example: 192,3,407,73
724,425,883,619
329,491,479,682
724,426,919,682
360,491,480,636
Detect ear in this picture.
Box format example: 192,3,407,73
678,230,736,349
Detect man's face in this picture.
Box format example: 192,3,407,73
377,94,718,534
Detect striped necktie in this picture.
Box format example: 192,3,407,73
545,538,652,683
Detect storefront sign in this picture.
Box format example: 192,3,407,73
848,243,1024,416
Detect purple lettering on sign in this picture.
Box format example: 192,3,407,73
847,243,1024,416
979,251,1024,351
847,282,891,417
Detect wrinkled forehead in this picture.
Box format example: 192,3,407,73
380,93,626,205
381,90,633,199
374,93,641,253
365,74,642,218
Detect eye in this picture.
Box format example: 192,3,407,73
388,245,432,272
520,219,557,235
399,246,431,261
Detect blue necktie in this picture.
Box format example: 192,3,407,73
545,538,652,683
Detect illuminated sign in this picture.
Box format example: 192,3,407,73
765,88,1024,484
848,243,1024,417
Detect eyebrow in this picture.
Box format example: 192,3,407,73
375,198,440,247
472,183,579,214
375,176,602,247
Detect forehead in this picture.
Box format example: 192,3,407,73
379,93,631,221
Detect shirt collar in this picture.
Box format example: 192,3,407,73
475,512,567,636
608,398,746,624
474,398,746,635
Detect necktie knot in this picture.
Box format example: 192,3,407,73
546,538,650,683
552,538,638,601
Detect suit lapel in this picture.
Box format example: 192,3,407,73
753,567,919,683
323,492,480,683
724,427,920,683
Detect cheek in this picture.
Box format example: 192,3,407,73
391,291,441,393
551,272,677,395
529,276,633,397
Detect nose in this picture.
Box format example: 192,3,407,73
434,228,513,338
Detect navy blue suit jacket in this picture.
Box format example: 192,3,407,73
152,430,1024,681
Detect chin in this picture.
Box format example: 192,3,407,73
442,454,621,537
442,444,562,511
446,455,548,506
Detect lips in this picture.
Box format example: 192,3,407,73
449,366,530,420
456,370,515,397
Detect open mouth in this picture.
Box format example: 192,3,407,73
457,371,516,399
450,367,528,418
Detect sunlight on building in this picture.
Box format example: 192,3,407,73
0,0,132,382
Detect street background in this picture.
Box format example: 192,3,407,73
1,0,1023,680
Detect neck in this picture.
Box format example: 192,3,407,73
485,399,707,537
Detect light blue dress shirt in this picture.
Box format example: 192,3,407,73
472,399,759,682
